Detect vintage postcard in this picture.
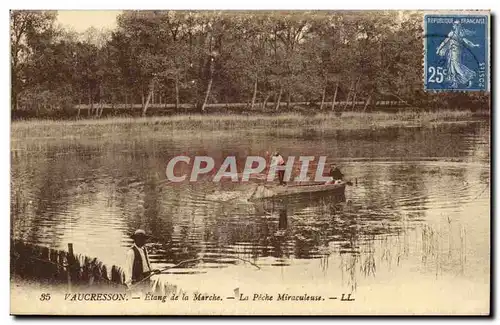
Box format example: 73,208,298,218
10,10,491,315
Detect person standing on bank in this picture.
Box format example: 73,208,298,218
125,229,159,289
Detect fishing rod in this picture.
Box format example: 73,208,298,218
128,255,262,289
129,257,204,288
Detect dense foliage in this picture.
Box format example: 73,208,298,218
11,10,489,119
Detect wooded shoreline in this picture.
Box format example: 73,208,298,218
12,99,414,120
11,11,489,121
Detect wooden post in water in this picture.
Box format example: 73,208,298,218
67,243,74,291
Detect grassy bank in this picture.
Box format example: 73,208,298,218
11,110,480,140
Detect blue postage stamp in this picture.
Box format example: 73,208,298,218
424,14,489,91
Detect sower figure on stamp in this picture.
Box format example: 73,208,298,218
436,20,480,88
125,229,160,291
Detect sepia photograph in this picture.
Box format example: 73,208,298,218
9,9,491,315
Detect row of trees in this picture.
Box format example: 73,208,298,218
11,10,488,118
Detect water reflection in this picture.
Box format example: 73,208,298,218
11,121,490,290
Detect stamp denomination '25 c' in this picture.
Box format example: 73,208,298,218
424,14,489,91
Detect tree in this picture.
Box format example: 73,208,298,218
10,10,57,111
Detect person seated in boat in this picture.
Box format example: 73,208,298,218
326,164,344,184
272,151,286,185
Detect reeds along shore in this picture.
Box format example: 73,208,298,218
10,239,125,288
11,110,484,140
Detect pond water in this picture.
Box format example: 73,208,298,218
11,120,490,314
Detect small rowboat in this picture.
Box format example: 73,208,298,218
250,181,346,200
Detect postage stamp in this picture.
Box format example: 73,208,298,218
424,13,489,91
